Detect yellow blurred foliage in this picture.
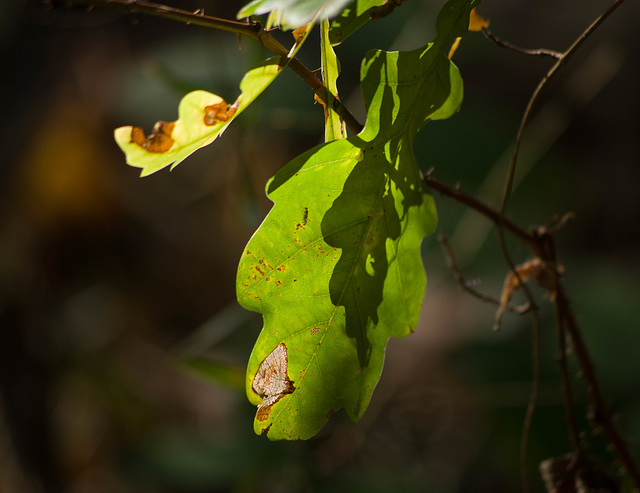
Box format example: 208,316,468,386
16,101,115,226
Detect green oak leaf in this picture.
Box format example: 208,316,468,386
238,0,478,440
238,0,353,29
328,0,386,46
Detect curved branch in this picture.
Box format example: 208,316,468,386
499,0,628,215
482,28,562,59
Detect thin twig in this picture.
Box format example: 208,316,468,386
423,174,540,255
427,173,640,489
543,233,582,454
556,308,582,453
438,233,530,313
520,310,540,493
50,0,364,134
50,0,260,36
482,28,562,59
493,2,629,488
557,285,640,489
499,0,629,216
492,216,539,493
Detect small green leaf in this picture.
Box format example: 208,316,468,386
238,0,354,29
320,19,346,142
328,0,385,46
238,0,479,440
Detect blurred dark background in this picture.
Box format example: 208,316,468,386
1,0,639,491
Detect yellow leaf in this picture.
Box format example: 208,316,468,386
292,23,312,44
448,37,462,60
468,8,489,31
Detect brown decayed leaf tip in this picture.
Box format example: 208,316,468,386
204,100,238,126
130,121,175,153
252,343,295,422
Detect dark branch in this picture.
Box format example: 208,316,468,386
491,2,632,487
557,284,640,488
482,28,562,59
423,173,539,254
499,0,629,217
49,0,259,35
438,233,531,314
543,233,582,455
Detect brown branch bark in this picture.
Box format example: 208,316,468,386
491,1,630,488
438,232,531,313
542,233,582,455
424,170,640,488
557,284,640,489
423,174,539,254
481,28,562,59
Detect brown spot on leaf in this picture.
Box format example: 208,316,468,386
252,343,295,422
130,121,175,153
310,327,320,335
204,100,238,125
